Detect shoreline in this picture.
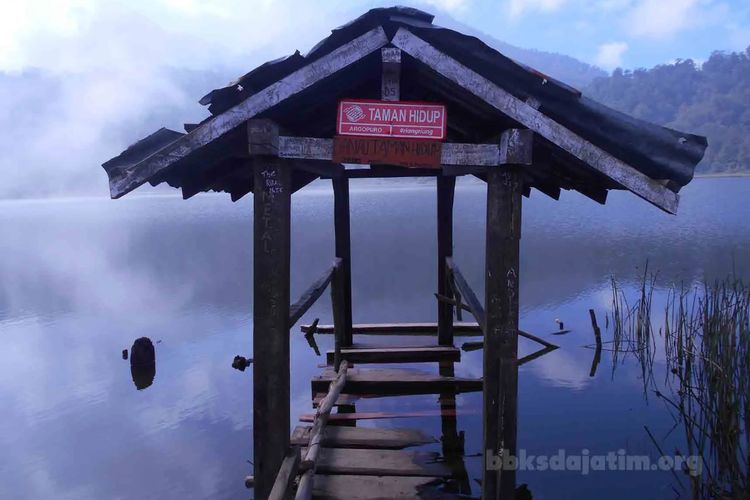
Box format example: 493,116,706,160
695,172,750,178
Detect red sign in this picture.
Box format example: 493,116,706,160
333,136,442,168
337,99,447,140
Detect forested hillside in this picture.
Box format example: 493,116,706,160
585,48,750,173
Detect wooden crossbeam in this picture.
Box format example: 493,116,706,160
277,136,532,167
391,27,680,214
301,322,483,336
325,346,460,364
108,26,389,198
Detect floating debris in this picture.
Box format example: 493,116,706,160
232,355,253,371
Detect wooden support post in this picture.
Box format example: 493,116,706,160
331,259,345,372
251,119,292,499
437,176,456,346
483,165,523,500
381,47,401,101
332,177,353,347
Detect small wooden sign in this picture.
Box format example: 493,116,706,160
333,136,442,168
337,99,447,140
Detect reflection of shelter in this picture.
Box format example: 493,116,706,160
102,7,705,499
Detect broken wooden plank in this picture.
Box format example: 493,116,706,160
459,330,558,350
301,322,483,336
391,27,680,214
109,26,389,198
311,367,482,395
325,346,460,364
302,448,451,477
313,475,442,500
291,426,436,449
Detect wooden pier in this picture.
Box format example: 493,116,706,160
269,326,482,500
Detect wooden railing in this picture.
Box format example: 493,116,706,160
445,257,486,332
294,360,349,500
446,257,558,352
289,258,341,327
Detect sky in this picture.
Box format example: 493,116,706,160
0,0,748,198
2,0,748,74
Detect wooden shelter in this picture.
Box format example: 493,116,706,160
102,7,707,499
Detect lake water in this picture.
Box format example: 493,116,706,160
0,177,748,499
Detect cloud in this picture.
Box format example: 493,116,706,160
420,0,473,12
508,0,567,18
624,0,701,38
595,41,629,70
0,0,362,199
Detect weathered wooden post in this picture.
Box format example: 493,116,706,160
250,119,292,499
483,129,532,500
331,259,345,372
332,177,353,347
437,175,456,346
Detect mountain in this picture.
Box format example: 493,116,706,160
584,47,750,173
436,16,607,89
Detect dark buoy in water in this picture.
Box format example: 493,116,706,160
130,337,156,390
122,349,128,360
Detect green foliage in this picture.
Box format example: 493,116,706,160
585,47,750,173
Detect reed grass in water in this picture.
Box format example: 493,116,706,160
609,274,749,499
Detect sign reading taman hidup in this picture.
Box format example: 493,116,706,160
333,136,442,168
337,99,447,140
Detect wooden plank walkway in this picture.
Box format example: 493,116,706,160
304,448,451,477
325,345,460,364
311,367,482,395
313,475,443,500
275,333,480,499
291,425,437,449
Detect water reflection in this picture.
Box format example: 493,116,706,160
0,178,747,499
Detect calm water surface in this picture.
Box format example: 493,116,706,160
0,177,748,499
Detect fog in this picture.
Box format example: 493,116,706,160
0,0,611,200
0,1,389,199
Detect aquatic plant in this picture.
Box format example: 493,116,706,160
609,274,750,499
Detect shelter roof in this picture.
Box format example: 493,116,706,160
102,6,707,213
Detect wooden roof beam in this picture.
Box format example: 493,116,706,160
277,130,532,168
390,28,679,214
108,26,389,199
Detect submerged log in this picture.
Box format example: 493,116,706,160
130,337,155,367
